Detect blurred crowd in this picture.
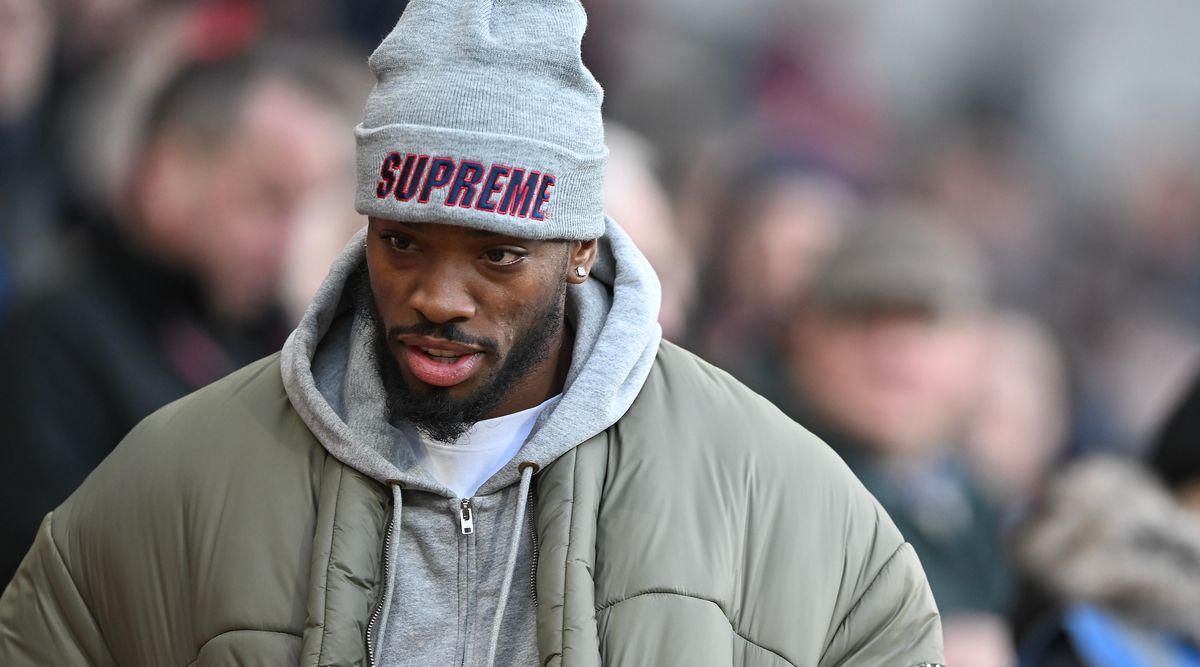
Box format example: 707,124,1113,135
3,0,1200,665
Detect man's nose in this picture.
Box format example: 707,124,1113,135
407,264,477,324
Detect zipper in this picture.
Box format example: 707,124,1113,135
459,498,475,667
365,490,398,667
527,484,539,606
459,498,475,534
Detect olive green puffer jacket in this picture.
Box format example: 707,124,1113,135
0,342,944,666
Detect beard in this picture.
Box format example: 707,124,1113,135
353,264,567,443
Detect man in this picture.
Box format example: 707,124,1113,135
0,2,945,665
0,42,356,581
783,208,1012,665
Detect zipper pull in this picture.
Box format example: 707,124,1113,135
459,498,474,535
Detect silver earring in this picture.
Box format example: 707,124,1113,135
575,266,587,278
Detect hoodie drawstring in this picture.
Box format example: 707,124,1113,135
485,462,537,666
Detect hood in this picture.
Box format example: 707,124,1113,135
1017,456,1200,643
280,217,662,497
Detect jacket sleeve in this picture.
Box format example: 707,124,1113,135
0,514,117,666
820,540,945,667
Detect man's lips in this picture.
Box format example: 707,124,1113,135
397,335,486,387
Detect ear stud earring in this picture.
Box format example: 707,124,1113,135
575,266,588,278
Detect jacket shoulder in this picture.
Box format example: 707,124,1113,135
44,354,323,664
130,352,300,440
634,341,852,484
57,352,324,529
593,341,942,665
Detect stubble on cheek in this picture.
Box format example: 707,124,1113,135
351,259,571,441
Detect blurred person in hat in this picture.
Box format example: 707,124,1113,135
0,37,361,583
0,1,945,665
783,204,1014,665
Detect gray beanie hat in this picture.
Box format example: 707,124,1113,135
354,0,607,240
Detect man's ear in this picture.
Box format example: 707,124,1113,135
566,239,599,284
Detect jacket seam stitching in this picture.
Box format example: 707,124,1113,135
594,591,796,667
188,629,301,665
44,512,118,663
316,462,345,664
823,540,909,659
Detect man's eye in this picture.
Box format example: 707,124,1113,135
384,235,414,252
483,248,527,266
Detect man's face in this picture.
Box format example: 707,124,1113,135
790,307,986,456
364,217,594,440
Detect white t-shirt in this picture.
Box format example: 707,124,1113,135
411,395,560,499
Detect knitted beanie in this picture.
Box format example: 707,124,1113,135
354,0,607,240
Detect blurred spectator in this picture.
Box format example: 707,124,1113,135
696,154,860,402
964,310,1069,522
1017,457,1200,666
602,122,695,341
0,37,361,582
56,2,280,223
780,206,1014,654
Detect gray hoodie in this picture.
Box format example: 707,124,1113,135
280,218,662,666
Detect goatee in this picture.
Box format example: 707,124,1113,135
353,265,566,442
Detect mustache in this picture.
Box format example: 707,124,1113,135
386,322,499,356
